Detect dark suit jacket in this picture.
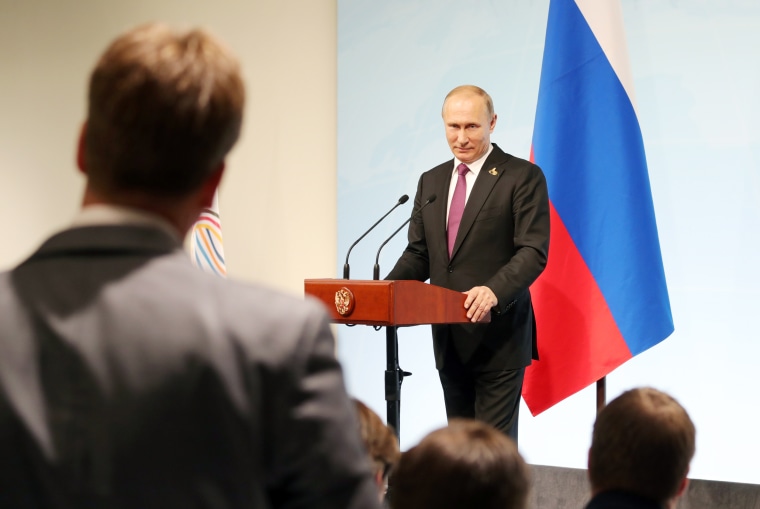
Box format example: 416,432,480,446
0,225,379,509
387,144,549,372
585,490,665,509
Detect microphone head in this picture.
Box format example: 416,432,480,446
399,194,409,204
426,194,437,203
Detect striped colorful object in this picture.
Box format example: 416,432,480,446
190,193,227,277
523,0,673,415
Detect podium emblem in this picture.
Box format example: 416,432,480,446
335,287,356,316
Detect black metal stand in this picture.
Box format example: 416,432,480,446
384,325,411,443
596,376,606,413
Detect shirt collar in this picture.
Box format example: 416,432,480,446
453,143,494,175
72,204,181,242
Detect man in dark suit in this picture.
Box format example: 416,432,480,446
586,387,695,509
0,23,379,509
387,85,549,442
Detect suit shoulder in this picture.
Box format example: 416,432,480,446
195,276,334,366
158,256,328,328
495,152,545,178
424,159,455,176
487,146,530,168
210,276,328,325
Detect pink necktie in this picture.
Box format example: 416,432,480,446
448,163,469,257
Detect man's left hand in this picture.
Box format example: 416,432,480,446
463,286,497,323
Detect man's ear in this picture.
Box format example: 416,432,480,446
199,163,225,208
76,122,87,174
375,469,384,487
675,475,689,498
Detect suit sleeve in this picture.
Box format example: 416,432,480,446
385,174,431,282
266,301,380,509
486,163,550,314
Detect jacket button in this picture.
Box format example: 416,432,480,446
447,266,453,273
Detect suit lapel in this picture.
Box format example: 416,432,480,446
450,145,510,260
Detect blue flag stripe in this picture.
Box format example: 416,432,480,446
532,0,673,354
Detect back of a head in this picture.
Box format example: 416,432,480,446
85,23,245,197
589,387,696,504
390,418,530,509
353,399,400,502
354,399,400,475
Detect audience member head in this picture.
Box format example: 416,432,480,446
79,22,245,229
353,399,400,502
390,418,530,509
589,387,696,507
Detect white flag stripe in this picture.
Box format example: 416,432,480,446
575,0,638,113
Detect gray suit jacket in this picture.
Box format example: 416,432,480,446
387,144,550,372
0,225,379,509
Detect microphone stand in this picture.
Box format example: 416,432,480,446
373,195,437,281
372,194,436,441
343,195,408,279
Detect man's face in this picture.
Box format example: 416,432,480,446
442,93,496,164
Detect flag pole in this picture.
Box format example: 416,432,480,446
596,377,606,412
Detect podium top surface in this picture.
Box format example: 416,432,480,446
304,278,480,326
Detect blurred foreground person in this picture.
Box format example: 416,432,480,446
0,22,378,509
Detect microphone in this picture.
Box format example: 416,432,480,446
343,194,409,279
373,194,437,280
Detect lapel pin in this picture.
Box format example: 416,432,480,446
489,168,498,176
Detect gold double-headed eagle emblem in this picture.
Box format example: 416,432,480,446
334,287,355,316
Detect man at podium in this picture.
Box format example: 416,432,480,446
386,85,550,442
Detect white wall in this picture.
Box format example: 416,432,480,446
0,0,337,294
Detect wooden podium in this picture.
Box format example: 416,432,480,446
304,279,480,440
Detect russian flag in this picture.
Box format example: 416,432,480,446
523,0,674,415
